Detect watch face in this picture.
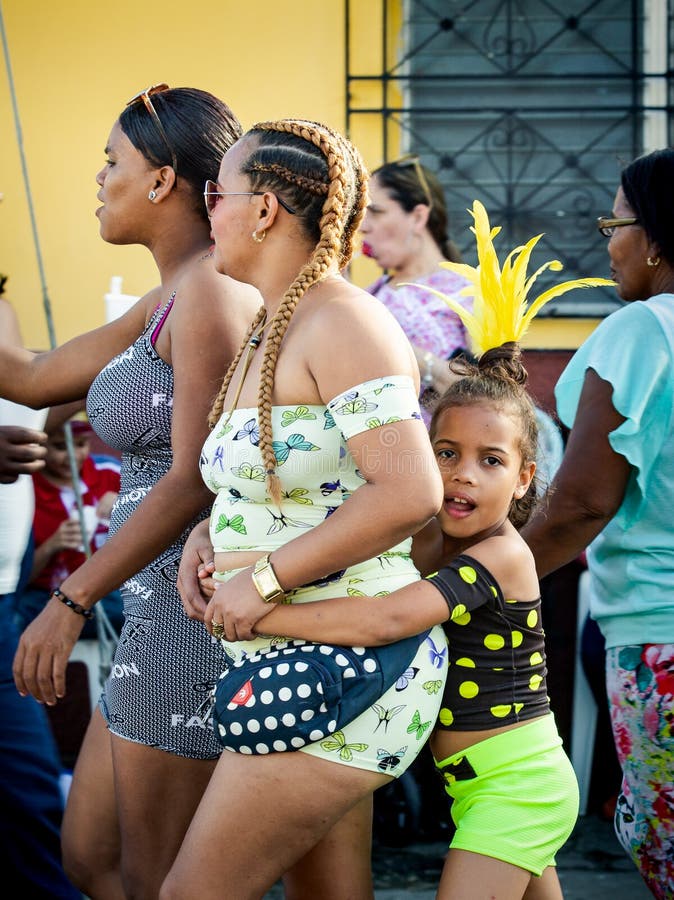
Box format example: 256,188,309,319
252,562,283,602
257,569,276,595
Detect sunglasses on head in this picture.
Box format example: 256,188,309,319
388,154,434,211
126,83,178,174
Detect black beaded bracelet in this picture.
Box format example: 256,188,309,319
51,587,95,620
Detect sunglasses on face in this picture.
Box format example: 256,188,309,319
203,180,296,218
125,83,178,174
596,216,639,237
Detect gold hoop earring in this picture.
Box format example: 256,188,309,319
252,230,266,244
647,256,661,267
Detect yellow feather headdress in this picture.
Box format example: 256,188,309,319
408,200,615,356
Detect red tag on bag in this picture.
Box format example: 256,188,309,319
230,680,253,707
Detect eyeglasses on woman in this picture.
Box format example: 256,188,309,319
596,217,639,237
203,180,296,218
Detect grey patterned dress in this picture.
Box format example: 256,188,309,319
86,295,223,758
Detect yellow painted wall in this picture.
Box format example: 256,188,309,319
1,0,599,351
0,0,369,347
523,317,600,349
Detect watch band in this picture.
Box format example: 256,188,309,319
251,554,286,603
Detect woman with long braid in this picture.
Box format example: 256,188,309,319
167,120,448,898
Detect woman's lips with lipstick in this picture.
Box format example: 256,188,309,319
361,242,374,258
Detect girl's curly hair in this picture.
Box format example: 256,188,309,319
430,342,539,528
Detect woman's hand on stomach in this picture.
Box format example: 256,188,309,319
178,519,218,621
206,563,275,642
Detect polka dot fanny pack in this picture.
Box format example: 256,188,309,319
212,634,430,754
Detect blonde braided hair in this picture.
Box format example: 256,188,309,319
207,305,267,429
207,119,368,505
338,138,368,269
249,162,329,196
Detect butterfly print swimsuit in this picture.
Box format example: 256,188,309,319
200,376,448,776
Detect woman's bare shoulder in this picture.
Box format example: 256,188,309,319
137,285,162,314
314,279,400,325
169,259,260,334
306,316,418,402
302,279,416,364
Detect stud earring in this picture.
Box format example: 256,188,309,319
647,256,661,267
148,190,157,201
252,230,266,244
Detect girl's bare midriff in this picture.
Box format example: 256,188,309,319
430,715,548,759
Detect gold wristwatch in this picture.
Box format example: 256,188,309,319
251,554,286,603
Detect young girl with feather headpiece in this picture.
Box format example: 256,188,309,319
221,200,613,899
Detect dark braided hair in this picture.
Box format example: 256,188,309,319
207,119,368,504
429,342,539,528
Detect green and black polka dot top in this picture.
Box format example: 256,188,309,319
425,554,550,730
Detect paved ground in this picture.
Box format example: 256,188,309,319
264,814,652,899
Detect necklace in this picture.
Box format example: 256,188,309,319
217,312,268,430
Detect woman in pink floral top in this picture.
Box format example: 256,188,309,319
361,159,473,425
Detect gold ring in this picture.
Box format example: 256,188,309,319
211,621,225,639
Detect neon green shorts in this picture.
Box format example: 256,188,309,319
434,714,579,875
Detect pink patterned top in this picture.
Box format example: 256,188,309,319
368,267,473,425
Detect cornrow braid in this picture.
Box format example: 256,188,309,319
207,306,267,429
249,162,329,196
288,120,368,269
247,119,361,504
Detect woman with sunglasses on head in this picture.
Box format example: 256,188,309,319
361,158,473,426
0,85,260,898
523,149,674,898
164,119,447,900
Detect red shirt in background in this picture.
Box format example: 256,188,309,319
31,455,120,592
